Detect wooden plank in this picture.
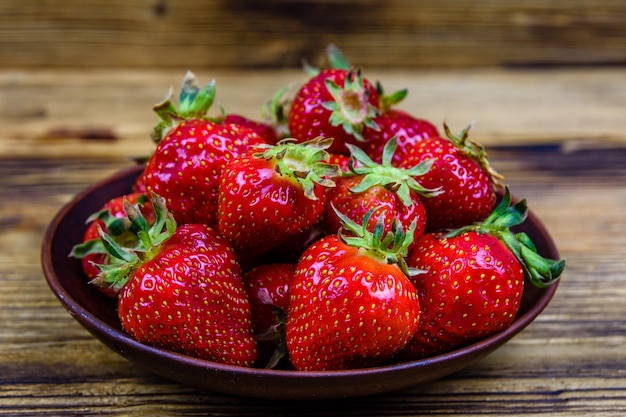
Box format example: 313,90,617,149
0,68,625,163
0,1,625,69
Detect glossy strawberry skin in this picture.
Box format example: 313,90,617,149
217,153,327,257
286,235,420,371
362,109,439,164
328,153,350,173
244,263,295,367
79,193,153,298
323,175,428,244
244,263,294,330
401,231,524,359
223,114,280,144
288,68,380,155
143,119,266,227
118,223,258,366
400,137,496,231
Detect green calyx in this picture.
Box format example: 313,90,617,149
262,84,292,140
254,137,341,200
303,44,406,135
345,137,443,207
152,70,217,143
444,122,505,186
324,44,408,112
323,68,380,142
302,43,351,76
334,204,420,277
447,187,565,288
302,45,380,141
91,192,177,292
69,194,149,260
375,81,408,112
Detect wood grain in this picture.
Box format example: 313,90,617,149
1,68,624,161
1,69,625,416
1,1,625,69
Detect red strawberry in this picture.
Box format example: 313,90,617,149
217,137,340,257
328,153,350,173
324,138,441,245
399,123,505,231
143,71,267,226
243,263,296,368
401,189,565,359
223,114,280,145
70,192,154,298
288,67,380,155
132,172,148,193
286,208,421,371
94,193,258,366
362,109,439,164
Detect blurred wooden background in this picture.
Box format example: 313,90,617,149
1,0,625,69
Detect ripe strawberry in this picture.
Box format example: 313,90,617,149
401,189,565,359
143,71,267,226
362,108,439,164
399,123,505,231
328,152,350,173
324,138,441,245
288,67,380,155
243,263,296,368
217,137,340,257
223,114,280,145
94,193,258,366
70,192,154,298
286,208,421,371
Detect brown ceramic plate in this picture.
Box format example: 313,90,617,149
41,164,560,400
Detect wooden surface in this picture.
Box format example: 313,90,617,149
2,1,626,69
1,67,626,416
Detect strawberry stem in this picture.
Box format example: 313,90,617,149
91,192,177,291
447,187,565,288
254,137,341,200
262,85,291,140
152,71,217,143
326,44,351,70
333,204,421,277
70,194,149,260
345,137,442,206
376,81,408,112
322,69,380,142
443,122,505,187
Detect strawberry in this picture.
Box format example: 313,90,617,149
328,152,350,173
223,114,280,145
362,108,439,164
323,138,441,245
287,67,380,155
143,71,267,227
70,192,154,298
401,189,565,359
217,137,340,257
399,123,505,231
286,208,421,371
243,263,295,368
94,193,258,366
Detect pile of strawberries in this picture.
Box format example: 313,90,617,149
70,46,564,371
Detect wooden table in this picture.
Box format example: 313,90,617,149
1,68,625,416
